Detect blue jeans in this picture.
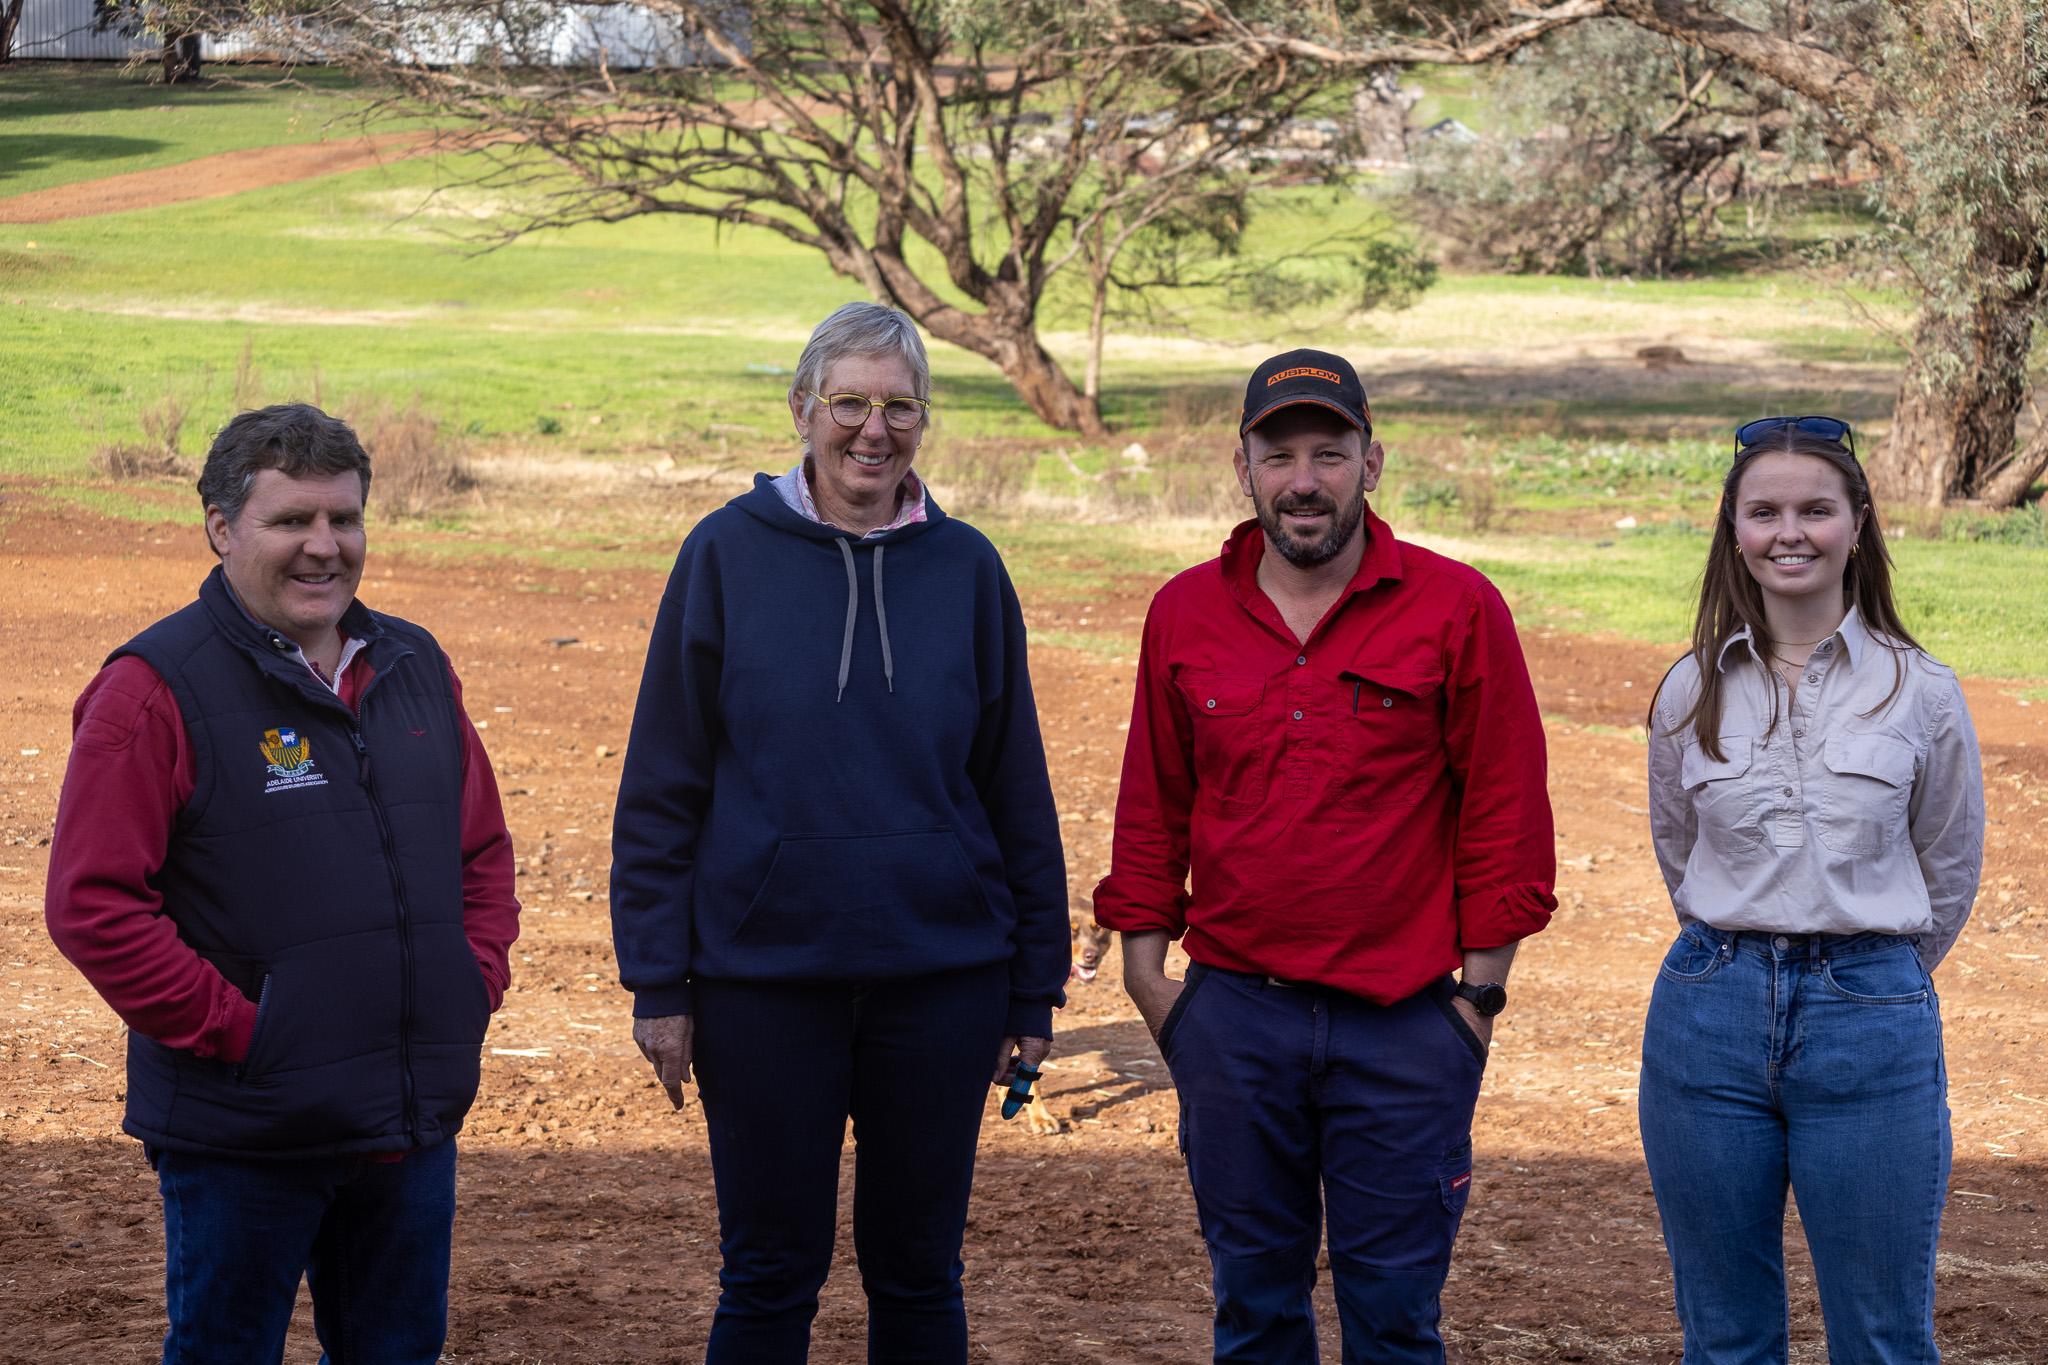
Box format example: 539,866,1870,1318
1639,925,1950,1365
1161,964,1487,1365
150,1136,457,1365
690,963,1010,1365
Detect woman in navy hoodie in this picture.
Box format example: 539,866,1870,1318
611,302,1070,1364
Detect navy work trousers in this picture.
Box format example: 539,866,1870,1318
1160,964,1487,1365
150,1136,457,1365
691,962,1010,1364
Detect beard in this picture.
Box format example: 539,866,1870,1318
1254,475,1368,568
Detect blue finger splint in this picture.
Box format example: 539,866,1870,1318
1000,1064,1042,1120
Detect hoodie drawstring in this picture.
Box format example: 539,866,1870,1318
833,538,897,702
873,544,894,693
835,539,859,703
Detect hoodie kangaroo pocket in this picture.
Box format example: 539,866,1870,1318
731,827,1000,970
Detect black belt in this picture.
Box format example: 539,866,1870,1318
1202,963,1322,991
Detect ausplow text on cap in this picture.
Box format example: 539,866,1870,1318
1239,348,1372,437
1266,366,1342,387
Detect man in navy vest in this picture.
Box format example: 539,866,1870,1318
45,404,521,1364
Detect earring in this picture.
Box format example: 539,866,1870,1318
1849,544,1860,558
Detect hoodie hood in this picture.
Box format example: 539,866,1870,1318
733,473,947,545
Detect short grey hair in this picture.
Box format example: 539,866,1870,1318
789,302,932,421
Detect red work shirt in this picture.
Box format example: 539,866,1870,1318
1092,511,1555,1004
44,649,521,1066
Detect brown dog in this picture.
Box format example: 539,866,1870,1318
1016,913,1118,1135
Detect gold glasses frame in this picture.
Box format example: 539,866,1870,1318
808,391,930,431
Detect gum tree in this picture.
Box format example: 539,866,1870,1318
306,0,1382,433
1171,0,2045,505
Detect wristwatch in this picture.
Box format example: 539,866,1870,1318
1455,980,1508,1017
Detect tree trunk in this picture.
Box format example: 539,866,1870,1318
162,31,202,84
0,0,24,64
1871,290,2037,507
913,305,1108,436
1352,65,1416,166
1009,337,1108,436
1982,406,2048,508
1085,269,1109,402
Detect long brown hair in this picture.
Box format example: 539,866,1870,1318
1654,429,1919,760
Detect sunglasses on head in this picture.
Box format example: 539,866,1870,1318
1734,415,1855,457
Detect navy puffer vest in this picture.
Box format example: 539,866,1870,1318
111,568,486,1159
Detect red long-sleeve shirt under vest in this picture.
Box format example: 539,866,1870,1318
44,649,520,1065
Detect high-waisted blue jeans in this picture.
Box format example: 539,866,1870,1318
1639,924,1950,1365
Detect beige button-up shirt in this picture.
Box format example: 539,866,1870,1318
1647,606,1984,967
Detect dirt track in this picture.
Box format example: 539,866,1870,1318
2,486,2045,1363
0,133,430,224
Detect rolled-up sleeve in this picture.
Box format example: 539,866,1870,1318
1909,675,1984,968
1093,602,1196,937
1441,583,1557,949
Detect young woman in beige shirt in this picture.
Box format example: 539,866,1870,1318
1641,420,1984,1365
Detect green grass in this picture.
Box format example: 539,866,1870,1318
1432,526,2048,681
0,64,383,197
5,66,2040,682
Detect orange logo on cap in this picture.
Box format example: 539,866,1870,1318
1267,367,1341,386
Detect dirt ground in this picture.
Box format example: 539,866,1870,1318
0,132,442,225
2,485,2045,1364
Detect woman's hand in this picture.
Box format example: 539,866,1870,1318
993,1034,1053,1088
633,1014,695,1111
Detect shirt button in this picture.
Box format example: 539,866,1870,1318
1782,786,1793,796
1206,699,1216,709
1293,710,1303,720
1296,655,1308,666
1793,729,1804,738
1773,935,1789,951
1382,697,1394,708
1806,675,1819,684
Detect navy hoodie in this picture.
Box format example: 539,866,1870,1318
610,475,1069,1036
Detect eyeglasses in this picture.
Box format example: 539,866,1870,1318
809,391,929,431
1734,416,1855,456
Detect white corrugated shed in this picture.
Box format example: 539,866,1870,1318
11,0,265,60
372,3,747,68
10,0,746,66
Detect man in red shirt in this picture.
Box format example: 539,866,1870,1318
1094,350,1555,1363
44,404,520,1364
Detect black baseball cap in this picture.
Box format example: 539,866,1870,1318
1239,348,1371,438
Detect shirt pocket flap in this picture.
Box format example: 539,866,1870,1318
1822,734,1916,787
1177,674,1265,717
1680,735,1753,788
1339,666,1445,700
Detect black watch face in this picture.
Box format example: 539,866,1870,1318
1469,982,1508,1017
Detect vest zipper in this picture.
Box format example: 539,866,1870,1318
351,702,421,1146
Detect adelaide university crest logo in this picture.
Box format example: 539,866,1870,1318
260,727,327,793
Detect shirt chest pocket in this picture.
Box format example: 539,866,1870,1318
1681,735,1762,846
1817,734,1917,856
1176,674,1267,814
1335,667,1445,813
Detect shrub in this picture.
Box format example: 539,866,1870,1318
92,389,195,481
345,396,474,519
